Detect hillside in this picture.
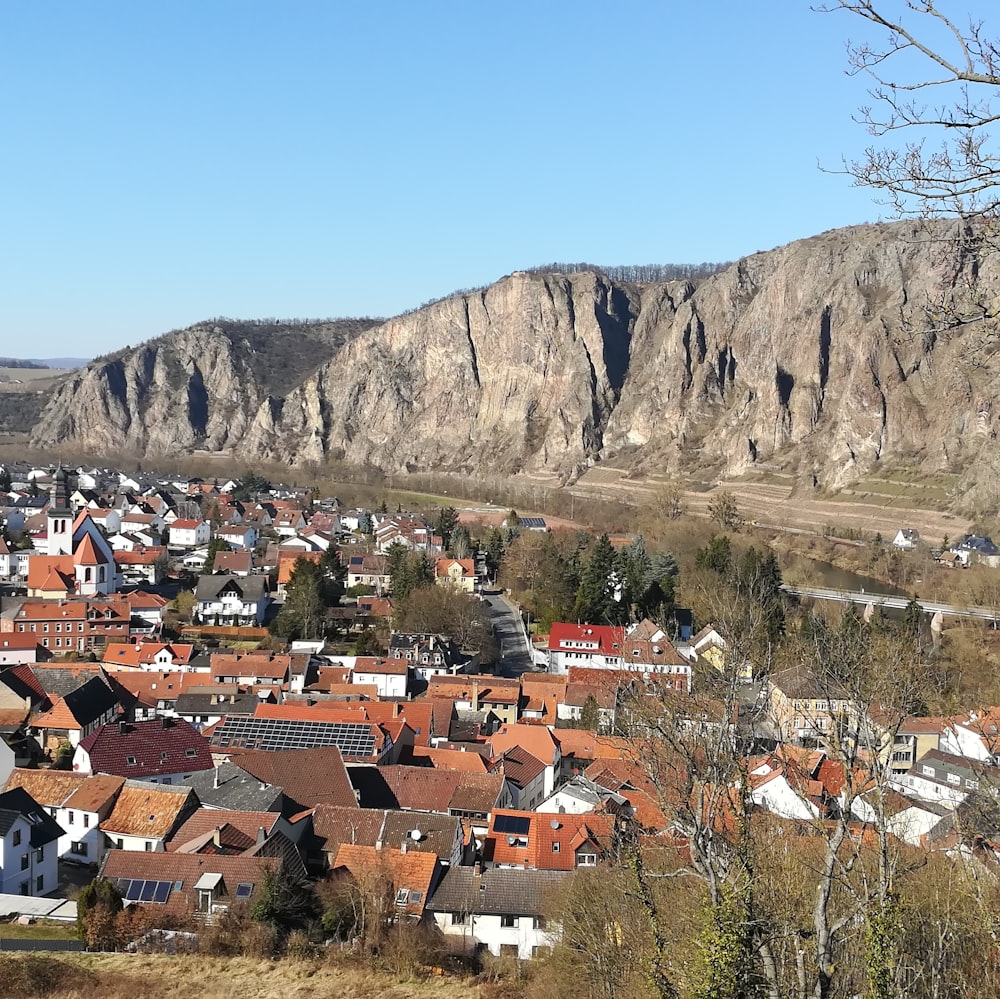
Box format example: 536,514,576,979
0,953,484,999
26,221,1000,506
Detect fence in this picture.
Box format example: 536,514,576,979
0,937,85,952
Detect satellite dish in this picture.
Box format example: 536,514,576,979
507,835,517,845
550,819,561,830
410,829,423,842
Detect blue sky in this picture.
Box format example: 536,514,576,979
2,2,889,356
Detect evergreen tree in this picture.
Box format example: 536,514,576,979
484,527,505,579
435,505,459,549
696,535,732,576
272,559,326,641
574,533,620,624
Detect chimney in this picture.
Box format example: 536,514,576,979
212,827,222,848
257,826,266,845
400,838,408,854
119,721,128,736
213,767,220,790
473,861,482,877
472,679,480,712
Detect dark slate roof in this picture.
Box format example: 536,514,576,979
195,574,268,602
64,675,120,727
0,786,64,847
174,689,260,716
78,718,213,779
177,762,284,812
426,867,569,917
29,666,99,699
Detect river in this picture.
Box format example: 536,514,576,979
779,553,910,599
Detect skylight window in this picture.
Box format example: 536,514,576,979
126,755,137,765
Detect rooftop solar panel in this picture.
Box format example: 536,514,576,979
494,814,530,835
152,881,171,903
208,716,378,756
139,880,157,902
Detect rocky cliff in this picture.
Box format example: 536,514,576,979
29,222,1000,498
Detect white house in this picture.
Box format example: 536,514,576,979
195,575,269,626
3,769,124,868
168,519,211,549
427,867,566,959
892,529,920,551
0,745,63,897
351,657,410,699
214,525,257,550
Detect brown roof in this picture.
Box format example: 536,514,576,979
332,843,438,917
379,766,504,816
311,805,385,855
234,747,357,812
100,849,280,917
102,781,196,838
166,808,281,853
4,769,123,815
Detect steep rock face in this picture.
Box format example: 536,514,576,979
29,222,1000,497
244,272,638,475
604,222,1000,489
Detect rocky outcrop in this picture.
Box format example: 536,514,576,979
29,222,1000,498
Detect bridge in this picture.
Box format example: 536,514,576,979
780,584,1000,624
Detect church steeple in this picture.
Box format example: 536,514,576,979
47,465,73,556
50,464,71,515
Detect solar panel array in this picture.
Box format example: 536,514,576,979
210,716,378,757
493,814,531,836
116,879,172,903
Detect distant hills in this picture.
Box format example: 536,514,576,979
0,357,90,370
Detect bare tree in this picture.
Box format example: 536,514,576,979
823,2,1000,222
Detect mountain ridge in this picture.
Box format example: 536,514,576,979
25,221,1000,506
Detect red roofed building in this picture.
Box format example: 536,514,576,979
101,642,197,672
484,809,615,871
74,718,213,783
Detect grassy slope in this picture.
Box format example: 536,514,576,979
0,953,486,999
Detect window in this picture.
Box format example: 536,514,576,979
83,814,90,828
533,916,547,929
577,853,598,867
19,882,29,896
20,854,29,871
922,765,935,777
126,756,137,766
500,915,517,928
145,841,153,851
966,779,980,789
12,829,21,846
43,624,49,633
36,875,43,892
160,752,169,763
947,773,961,785
71,841,88,857
409,891,422,905
551,842,560,853
35,846,44,863
395,888,409,907
451,912,469,925
185,748,197,759
67,812,74,825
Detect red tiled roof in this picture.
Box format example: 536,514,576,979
485,809,614,871
332,843,437,917
78,719,213,778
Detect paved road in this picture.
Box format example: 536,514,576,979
481,593,534,677
782,584,1000,622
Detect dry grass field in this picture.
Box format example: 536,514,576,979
0,953,489,999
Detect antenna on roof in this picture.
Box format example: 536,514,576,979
410,828,423,842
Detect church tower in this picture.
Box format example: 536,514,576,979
47,465,73,556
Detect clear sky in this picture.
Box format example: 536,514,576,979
1,2,889,356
